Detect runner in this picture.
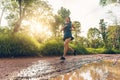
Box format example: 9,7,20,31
60,17,77,61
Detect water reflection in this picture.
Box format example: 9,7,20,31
50,60,120,80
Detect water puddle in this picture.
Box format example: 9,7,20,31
50,60,120,80
14,57,102,80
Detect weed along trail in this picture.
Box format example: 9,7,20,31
0,54,120,80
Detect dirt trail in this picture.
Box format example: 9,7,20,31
0,54,120,80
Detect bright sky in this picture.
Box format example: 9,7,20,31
47,0,102,37
47,0,120,37
1,0,120,37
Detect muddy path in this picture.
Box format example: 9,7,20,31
0,54,120,80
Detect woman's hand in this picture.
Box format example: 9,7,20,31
71,24,75,31
60,25,67,32
60,26,65,32
70,28,76,31
60,29,63,32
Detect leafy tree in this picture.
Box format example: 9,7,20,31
73,21,81,39
50,15,63,37
87,28,100,40
0,0,11,26
107,25,120,49
50,7,71,37
99,0,119,6
2,0,52,34
99,0,120,48
17,0,22,19
77,37,89,48
0,27,11,34
87,27,101,48
73,21,81,44
99,19,108,48
57,7,71,21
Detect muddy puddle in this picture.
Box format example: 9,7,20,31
50,60,120,80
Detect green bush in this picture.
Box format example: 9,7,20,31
70,43,88,55
40,38,88,56
0,33,40,57
86,48,120,54
113,49,120,54
40,39,64,56
0,33,90,57
104,49,116,54
86,48,105,54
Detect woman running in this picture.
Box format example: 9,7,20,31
60,17,76,60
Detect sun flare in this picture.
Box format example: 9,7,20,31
30,23,52,37
23,20,52,39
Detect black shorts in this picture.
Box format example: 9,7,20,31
63,36,74,41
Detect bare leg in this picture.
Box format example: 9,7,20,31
68,46,74,52
63,38,71,57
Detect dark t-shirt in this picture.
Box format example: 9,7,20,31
63,22,74,41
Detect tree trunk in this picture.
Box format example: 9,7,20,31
0,7,5,26
12,0,22,34
13,18,21,33
12,5,26,34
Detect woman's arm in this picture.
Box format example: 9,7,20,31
60,24,67,31
71,24,75,31
60,27,65,32
72,24,75,29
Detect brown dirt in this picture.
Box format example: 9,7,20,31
0,54,120,80
0,57,41,80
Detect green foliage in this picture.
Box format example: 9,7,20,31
0,33,40,57
87,28,100,40
104,48,116,54
87,27,101,48
73,21,81,40
99,0,117,6
99,0,108,6
99,19,108,48
50,15,63,37
77,37,89,48
58,7,71,20
0,33,89,57
112,49,120,54
40,37,88,56
2,0,53,32
50,7,71,37
1,27,120,57
107,25,120,49
87,48,120,54
87,48,105,54
70,43,88,55
40,39,63,56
